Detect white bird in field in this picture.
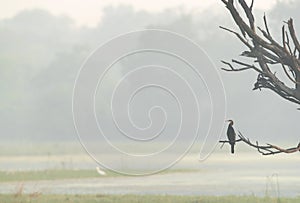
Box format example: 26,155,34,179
96,166,107,175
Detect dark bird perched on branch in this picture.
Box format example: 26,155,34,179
226,119,236,154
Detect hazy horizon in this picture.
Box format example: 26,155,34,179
1,1,300,144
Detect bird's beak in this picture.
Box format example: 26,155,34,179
225,120,230,122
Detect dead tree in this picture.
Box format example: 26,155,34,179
219,0,300,155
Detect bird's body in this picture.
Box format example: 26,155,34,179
226,120,236,154
96,166,107,176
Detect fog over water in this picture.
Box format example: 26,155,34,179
1,0,300,197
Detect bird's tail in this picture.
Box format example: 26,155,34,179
231,144,235,154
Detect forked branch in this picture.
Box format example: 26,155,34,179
237,131,300,155
219,131,300,155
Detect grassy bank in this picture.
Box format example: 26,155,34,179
0,194,299,203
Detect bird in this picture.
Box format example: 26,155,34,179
96,166,107,176
226,119,236,154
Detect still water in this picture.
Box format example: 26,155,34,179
0,150,299,197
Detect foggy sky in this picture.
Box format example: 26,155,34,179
0,1,299,145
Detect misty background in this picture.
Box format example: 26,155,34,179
1,0,299,147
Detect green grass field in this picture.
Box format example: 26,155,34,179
0,194,299,203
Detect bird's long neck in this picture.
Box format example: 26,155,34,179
227,124,234,131
227,123,234,132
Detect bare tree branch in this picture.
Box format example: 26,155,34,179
238,131,300,155
281,64,300,85
220,0,300,105
287,18,300,54
263,13,271,37
219,0,300,155
219,26,252,49
219,131,300,155
221,60,261,73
